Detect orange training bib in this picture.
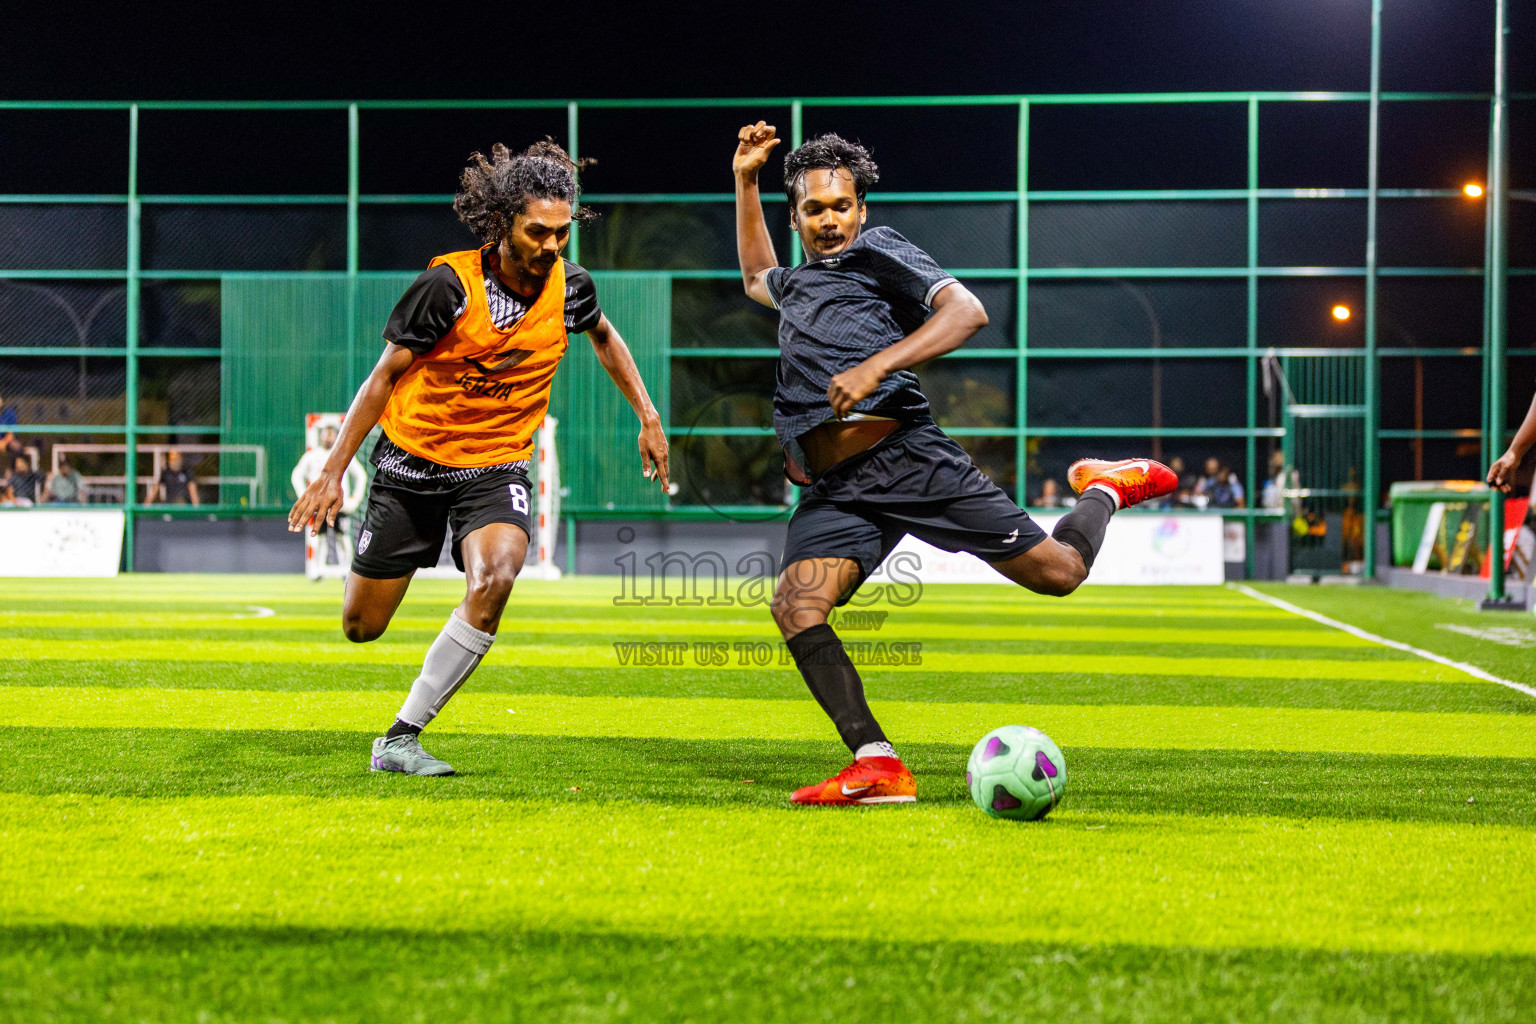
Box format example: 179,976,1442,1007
379,249,569,467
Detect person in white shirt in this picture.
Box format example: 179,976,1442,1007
291,424,367,579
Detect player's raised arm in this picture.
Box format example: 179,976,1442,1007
287,342,415,535
827,282,989,419
586,314,670,489
733,121,782,308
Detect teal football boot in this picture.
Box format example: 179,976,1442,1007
370,734,455,776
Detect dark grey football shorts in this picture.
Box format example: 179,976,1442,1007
351,466,532,579
780,422,1046,603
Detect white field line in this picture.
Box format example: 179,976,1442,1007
1231,584,1536,700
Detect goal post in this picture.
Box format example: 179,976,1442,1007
519,415,563,580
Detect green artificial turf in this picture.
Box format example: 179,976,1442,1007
7,927,1534,1024
1,575,1533,1022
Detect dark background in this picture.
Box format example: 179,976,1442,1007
3,1,1529,98
1,0,1531,501
1,0,1529,193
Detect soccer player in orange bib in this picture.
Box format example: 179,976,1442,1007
289,141,668,776
732,122,1176,805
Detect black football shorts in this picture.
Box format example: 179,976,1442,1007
780,421,1046,602
350,464,533,579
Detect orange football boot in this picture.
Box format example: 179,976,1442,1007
790,756,916,806
1067,457,1178,509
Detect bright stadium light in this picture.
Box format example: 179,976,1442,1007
1332,305,1351,321
1464,182,1484,198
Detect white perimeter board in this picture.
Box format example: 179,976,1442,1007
867,513,1225,586
0,509,124,577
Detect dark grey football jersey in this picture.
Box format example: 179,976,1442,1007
765,226,957,452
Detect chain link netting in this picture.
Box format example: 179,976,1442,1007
1377,199,1485,267
142,205,345,271
1029,357,1247,430
0,205,126,269
671,280,779,349
1029,279,1245,349
0,357,126,424
358,206,478,271
138,357,219,426
866,203,1016,269
1031,201,1246,268
140,280,220,348
0,278,125,346
1258,200,1367,267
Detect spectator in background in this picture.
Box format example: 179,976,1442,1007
1167,456,1192,489
1207,466,1245,508
1193,457,1221,498
1037,478,1074,508
0,393,19,459
0,481,19,507
7,455,42,505
46,455,85,504
1260,450,1288,510
149,449,200,506
1159,456,1192,509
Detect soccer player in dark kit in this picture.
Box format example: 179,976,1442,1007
732,121,1177,805
290,140,669,776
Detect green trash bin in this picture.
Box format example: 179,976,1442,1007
1388,481,1489,567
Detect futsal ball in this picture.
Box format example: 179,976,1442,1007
966,725,1066,821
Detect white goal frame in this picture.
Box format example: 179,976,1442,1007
518,415,563,580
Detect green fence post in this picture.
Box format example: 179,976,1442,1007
1245,95,1259,579
1483,0,1516,609
1015,99,1030,506
1362,0,1382,581
124,104,140,570
565,515,577,577
789,100,803,266
567,101,580,265
346,103,359,393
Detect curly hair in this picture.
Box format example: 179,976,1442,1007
453,138,596,244
782,133,880,205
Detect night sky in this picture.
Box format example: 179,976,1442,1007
2,1,1527,100
3,1,1530,197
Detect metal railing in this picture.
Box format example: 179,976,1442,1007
49,443,266,506
2,69,1531,575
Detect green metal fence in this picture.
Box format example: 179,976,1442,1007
2,83,1532,577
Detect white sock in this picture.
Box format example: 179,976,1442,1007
1087,482,1122,510
396,614,495,728
855,741,898,761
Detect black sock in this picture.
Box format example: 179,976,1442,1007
785,623,888,754
1051,488,1116,570
386,719,422,739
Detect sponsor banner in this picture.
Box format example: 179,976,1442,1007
869,514,1225,586
0,509,124,577
1479,497,1530,580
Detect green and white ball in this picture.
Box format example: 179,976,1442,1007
966,725,1067,820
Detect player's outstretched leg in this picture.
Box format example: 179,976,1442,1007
772,557,916,806
989,457,1176,595
371,523,528,777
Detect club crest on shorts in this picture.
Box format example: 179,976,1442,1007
357,529,372,554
